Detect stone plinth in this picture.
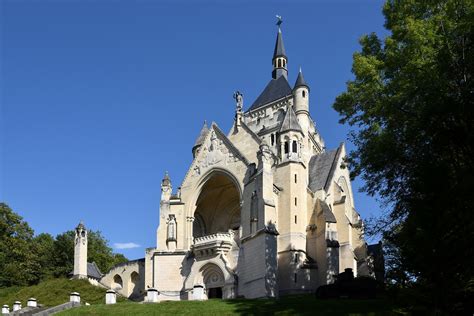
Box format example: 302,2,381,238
147,288,158,303
105,290,116,304
1,305,9,314
13,301,21,311
27,298,37,307
69,292,80,303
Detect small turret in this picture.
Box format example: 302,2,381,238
293,68,310,134
73,221,87,279
161,171,172,201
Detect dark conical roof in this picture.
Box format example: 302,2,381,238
280,105,303,134
248,76,292,112
294,68,309,90
193,121,209,148
273,29,286,59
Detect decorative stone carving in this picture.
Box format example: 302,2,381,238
167,215,177,242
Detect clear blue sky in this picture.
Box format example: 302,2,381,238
1,0,388,259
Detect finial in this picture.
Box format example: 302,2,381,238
203,120,207,126
299,66,302,73
276,15,283,29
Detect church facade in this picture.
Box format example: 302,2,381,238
73,24,371,301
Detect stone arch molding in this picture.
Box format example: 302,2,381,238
187,167,244,219
184,258,235,293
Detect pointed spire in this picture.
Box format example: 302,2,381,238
273,28,287,59
280,105,303,134
294,67,309,90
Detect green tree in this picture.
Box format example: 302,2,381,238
0,203,40,287
53,230,128,277
32,233,56,281
333,0,474,313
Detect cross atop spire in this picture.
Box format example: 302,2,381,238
276,15,283,29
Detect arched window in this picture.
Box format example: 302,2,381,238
271,134,275,146
113,274,123,290
278,59,282,68
292,140,298,153
283,60,286,67
284,141,289,154
302,90,306,98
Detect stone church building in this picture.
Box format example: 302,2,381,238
73,24,374,301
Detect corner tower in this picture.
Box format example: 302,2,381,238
73,221,88,279
293,68,310,134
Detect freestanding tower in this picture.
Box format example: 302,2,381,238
73,221,88,279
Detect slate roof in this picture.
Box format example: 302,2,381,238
318,199,337,223
294,69,309,90
193,121,209,149
279,105,303,134
273,29,287,59
87,262,103,279
247,76,292,112
308,144,343,192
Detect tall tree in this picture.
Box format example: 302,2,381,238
0,203,39,287
333,0,474,313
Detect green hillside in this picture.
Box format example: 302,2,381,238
59,295,401,316
0,278,125,307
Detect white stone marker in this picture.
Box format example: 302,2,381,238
70,292,81,304
147,288,158,303
105,289,116,304
1,305,9,314
13,301,21,311
27,298,37,308
192,285,205,300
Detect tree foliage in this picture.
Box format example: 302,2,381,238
0,203,128,287
333,0,473,313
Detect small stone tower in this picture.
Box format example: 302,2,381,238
73,221,88,279
293,68,310,134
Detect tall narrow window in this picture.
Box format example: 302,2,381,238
292,140,298,153
294,273,297,283
294,174,297,183
302,90,306,98
295,197,297,206
295,215,297,224
284,141,289,154
278,59,282,68
271,134,275,146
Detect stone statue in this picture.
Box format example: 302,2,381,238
233,91,243,112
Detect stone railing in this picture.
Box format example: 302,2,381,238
192,232,234,258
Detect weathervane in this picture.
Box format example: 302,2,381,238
276,15,283,28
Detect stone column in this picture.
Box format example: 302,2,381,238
105,290,116,304
69,292,81,304
1,305,9,314
13,301,21,311
27,298,37,308
147,288,158,303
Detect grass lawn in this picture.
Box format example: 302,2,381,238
0,278,125,307
59,295,403,316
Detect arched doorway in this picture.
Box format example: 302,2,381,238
193,172,241,238
201,263,225,299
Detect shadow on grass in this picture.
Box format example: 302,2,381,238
220,295,398,316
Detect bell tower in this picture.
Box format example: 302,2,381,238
272,16,288,80
73,221,88,279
